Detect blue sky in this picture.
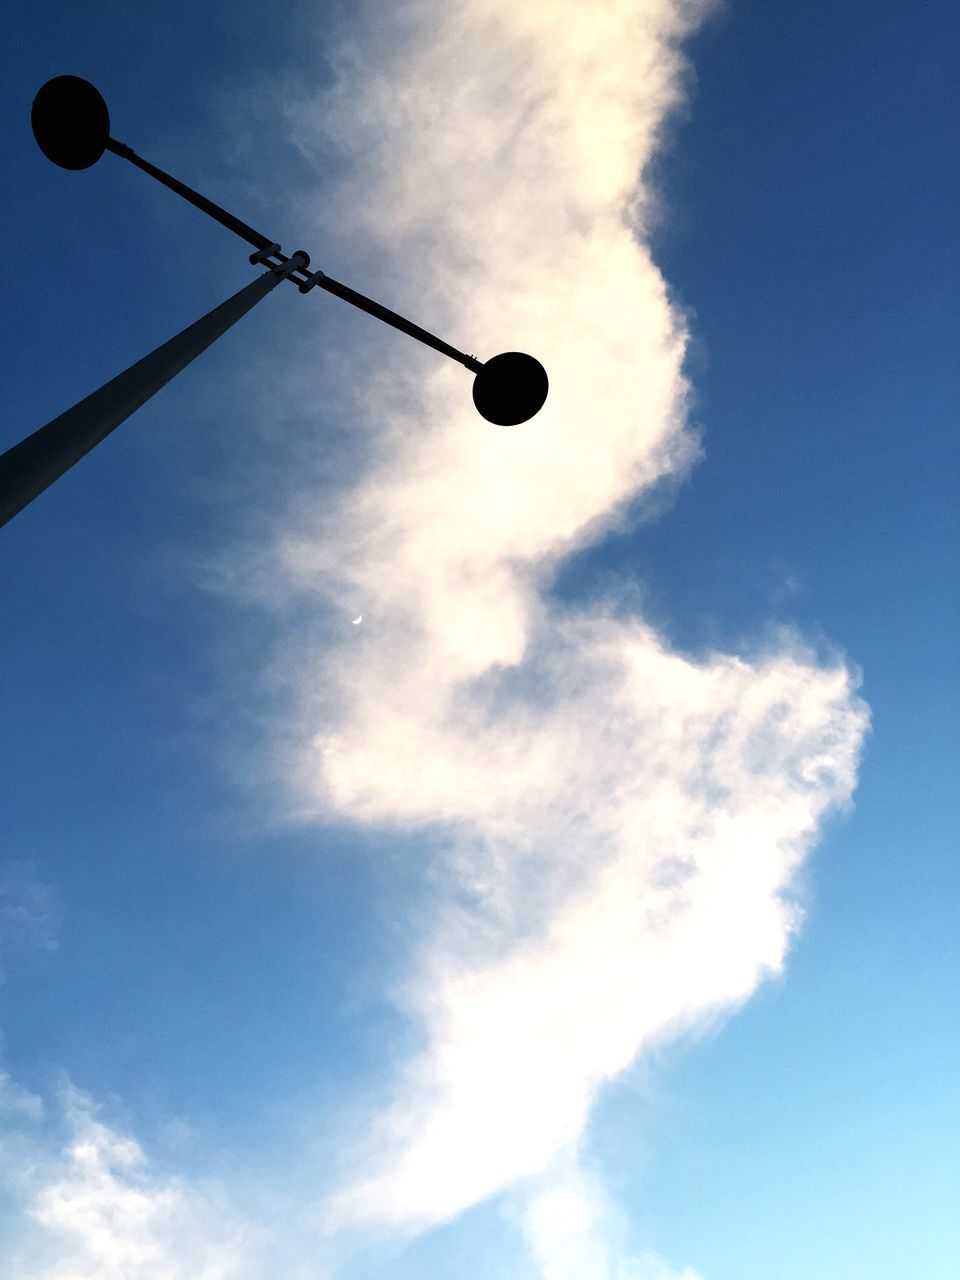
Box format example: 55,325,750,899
1,2,957,1278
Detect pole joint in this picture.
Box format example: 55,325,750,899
249,244,315,287
269,250,310,280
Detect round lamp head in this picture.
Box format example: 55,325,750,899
32,76,110,170
472,351,548,426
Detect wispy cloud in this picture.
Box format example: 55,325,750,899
0,1088,249,1280
0,864,59,979
519,1163,703,1280
213,0,872,1260
0,1070,44,1122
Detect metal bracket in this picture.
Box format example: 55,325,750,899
249,243,281,265
297,267,327,294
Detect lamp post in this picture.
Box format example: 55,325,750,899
1,75,548,530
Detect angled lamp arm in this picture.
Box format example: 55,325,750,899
105,136,484,374
106,137,276,254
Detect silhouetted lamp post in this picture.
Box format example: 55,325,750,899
0,75,548,530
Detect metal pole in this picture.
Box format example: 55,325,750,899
0,259,302,530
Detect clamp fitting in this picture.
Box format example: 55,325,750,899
297,267,327,294
249,243,282,265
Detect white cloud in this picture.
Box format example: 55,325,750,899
521,1165,702,1280
221,0,872,1257
0,1089,249,1280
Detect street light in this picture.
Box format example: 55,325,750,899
1,75,549,530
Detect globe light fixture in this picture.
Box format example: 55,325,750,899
472,352,550,427
30,75,111,170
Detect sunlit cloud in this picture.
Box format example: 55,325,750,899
222,0,872,1260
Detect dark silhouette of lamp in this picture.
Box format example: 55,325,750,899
31,74,110,169
1,75,549,529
